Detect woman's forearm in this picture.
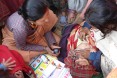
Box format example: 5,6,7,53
81,0,93,14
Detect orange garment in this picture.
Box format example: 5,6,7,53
27,9,58,45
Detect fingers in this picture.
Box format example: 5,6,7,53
7,64,16,68
51,45,61,49
14,71,24,78
5,57,12,63
2,58,5,63
2,57,16,70
8,68,14,70
53,46,61,48
7,60,16,65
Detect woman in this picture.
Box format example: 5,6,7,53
85,0,117,77
2,0,60,63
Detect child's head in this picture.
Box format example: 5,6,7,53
62,11,66,16
85,0,117,36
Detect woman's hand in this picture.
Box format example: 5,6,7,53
45,46,60,57
2,57,16,70
79,11,85,19
14,70,24,78
51,45,61,49
67,10,76,24
79,27,90,40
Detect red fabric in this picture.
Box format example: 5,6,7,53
1,0,24,14
67,25,81,53
0,1,10,21
0,45,35,76
64,57,97,78
0,0,24,22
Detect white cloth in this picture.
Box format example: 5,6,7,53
68,0,87,12
93,30,117,67
92,29,117,77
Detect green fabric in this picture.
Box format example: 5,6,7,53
92,73,104,78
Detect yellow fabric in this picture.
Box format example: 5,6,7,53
107,68,117,78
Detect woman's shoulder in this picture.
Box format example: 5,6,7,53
7,11,23,21
6,11,27,31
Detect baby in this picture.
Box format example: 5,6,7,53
59,11,68,26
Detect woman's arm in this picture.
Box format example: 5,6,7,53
45,31,56,46
80,0,93,19
13,27,46,52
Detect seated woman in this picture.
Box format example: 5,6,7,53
2,0,60,63
85,0,117,77
0,45,35,78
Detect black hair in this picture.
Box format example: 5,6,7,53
85,0,117,37
18,0,49,21
0,70,15,78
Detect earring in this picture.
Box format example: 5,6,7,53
44,19,49,22
30,22,37,29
